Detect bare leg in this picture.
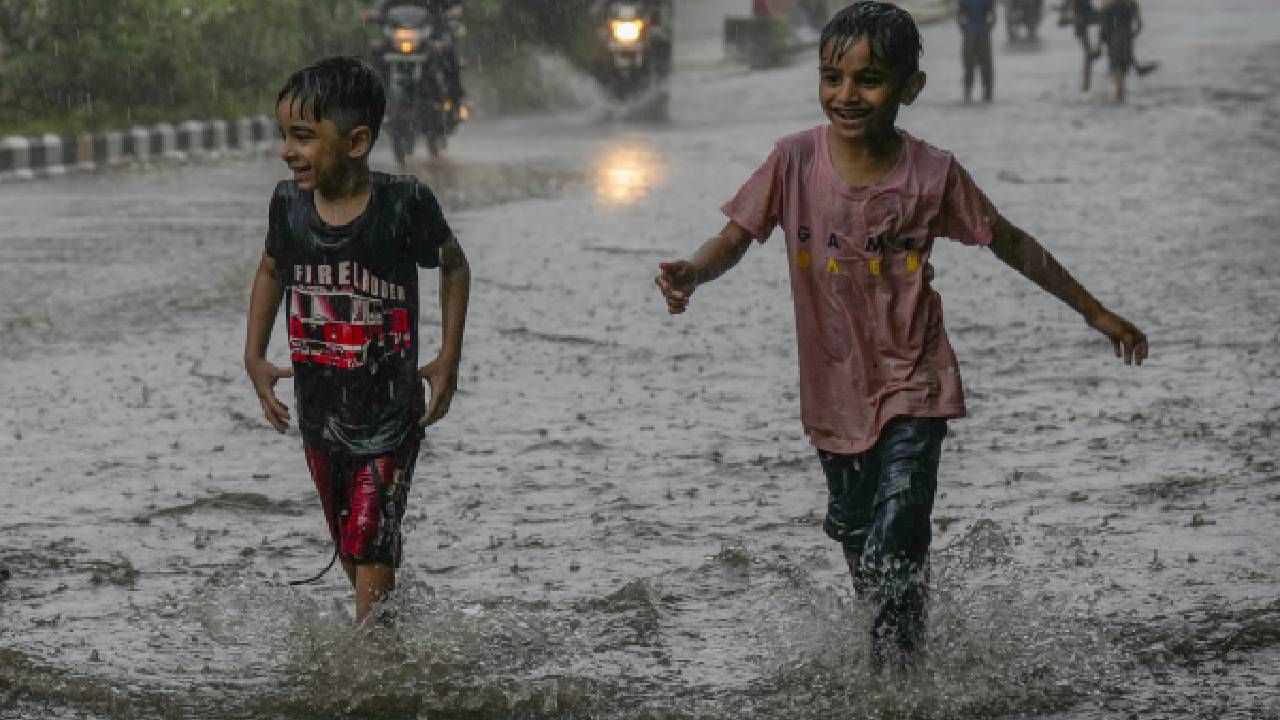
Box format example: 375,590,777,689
1079,35,1095,92
354,563,396,625
1113,71,1126,103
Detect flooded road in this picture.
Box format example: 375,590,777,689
2,0,1280,717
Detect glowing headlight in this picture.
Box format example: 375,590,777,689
611,19,644,43
393,28,420,53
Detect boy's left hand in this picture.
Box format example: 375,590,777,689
1088,309,1149,366
419,355,459,426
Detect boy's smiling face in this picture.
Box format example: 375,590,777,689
819,37,924,147
276,96,369,194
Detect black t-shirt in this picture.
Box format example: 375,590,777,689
265,172,452,456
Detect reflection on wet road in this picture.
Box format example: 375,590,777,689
3,1,1280,718
593,143,665,206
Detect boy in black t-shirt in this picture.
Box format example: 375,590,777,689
244,56,471,625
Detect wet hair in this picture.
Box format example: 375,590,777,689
276,56,386,145
820,1,923,81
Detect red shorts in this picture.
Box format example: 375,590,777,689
304,438,420,567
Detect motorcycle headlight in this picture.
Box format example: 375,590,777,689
393,27,420,53
611,19,644,44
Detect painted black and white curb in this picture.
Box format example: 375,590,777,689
0,115,277,183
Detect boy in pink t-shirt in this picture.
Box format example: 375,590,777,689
655,1,1147,668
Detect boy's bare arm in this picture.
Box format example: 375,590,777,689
655,221,755,314
244,251,294,432
990,216,1149,365
420,237,470,427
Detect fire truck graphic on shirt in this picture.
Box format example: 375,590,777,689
288,288,412,370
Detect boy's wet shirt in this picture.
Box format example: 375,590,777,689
267,174,448,456
722,126,995,455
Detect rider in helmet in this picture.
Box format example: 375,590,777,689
590,0,674,77
371,0,466,118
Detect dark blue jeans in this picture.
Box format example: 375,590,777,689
819,417,947,667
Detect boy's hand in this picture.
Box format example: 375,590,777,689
1088,309,1149,366
419,355,459,427
656,261,699,314
246,357,294,432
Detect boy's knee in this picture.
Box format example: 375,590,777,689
865,494,932,566
820,451,877,544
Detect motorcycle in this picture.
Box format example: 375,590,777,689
1005,0,1044,42
593,0,673,121
378,5,463,165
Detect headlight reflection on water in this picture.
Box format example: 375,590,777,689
594,144,664,206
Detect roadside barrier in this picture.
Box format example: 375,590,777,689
0,115,276,184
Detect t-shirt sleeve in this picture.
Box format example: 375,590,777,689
408,182,454,269
264,181,289,261
934,157,998,247
720,144,786,243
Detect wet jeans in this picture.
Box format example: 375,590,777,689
819,417,947,668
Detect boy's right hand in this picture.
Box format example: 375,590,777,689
245,357,294,433
656,261,699,314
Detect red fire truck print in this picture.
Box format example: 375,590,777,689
288,289,412,370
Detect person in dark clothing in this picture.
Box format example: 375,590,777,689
372,0,466,113
956,0,996,103
1062,0,1101,92
246,57,471,626
1098,0,1156,103
655,1,1148,672
590,0,674,86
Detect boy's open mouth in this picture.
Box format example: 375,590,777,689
831,107,873,123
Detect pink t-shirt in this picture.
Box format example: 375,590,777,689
722,126,998,454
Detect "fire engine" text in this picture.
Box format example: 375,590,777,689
292,262,408,301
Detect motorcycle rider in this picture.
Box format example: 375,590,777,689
590,0,674,97
592,0,673,56
370,0,466,119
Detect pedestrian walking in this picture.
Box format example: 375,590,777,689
655,0,1147,670
957,0,996,103
243,57,471,626
1062,0,1101,92
1098,0,1157,102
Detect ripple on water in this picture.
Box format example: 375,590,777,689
131,491,309,524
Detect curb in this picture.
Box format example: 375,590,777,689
0,115,277,184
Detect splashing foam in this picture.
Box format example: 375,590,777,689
739,520,1125,719
162,521,1125,719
